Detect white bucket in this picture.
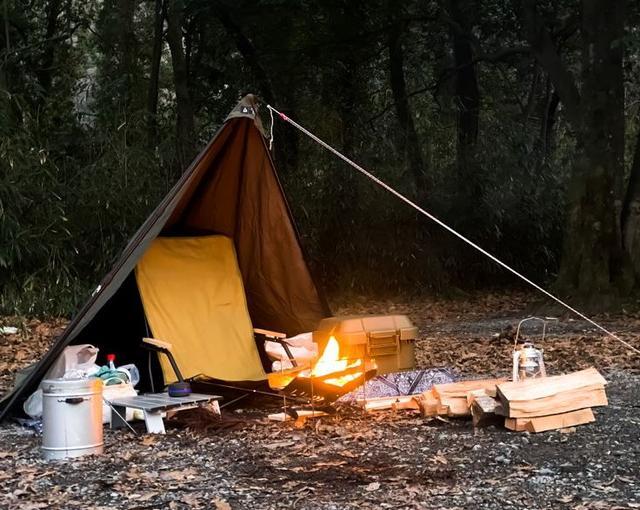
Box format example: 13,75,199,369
41,378,104,460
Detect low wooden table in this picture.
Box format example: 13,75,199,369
108,392,222,434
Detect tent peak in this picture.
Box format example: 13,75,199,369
227,94,258,119
225,94,266,136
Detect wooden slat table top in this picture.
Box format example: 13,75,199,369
108,392,222,412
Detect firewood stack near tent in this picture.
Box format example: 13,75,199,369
376,367,610,433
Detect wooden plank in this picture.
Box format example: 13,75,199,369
268,410,329,422
504,417,530,431
418,393,440,417
471,396,500,427
439,396,470,417
391,397,421,411
466,389,489,406
525,408,595,433
437,404,450,416
504,387,607,418
486,386,498,398
431,378,507,399
361,395,421,412
497,368,606,402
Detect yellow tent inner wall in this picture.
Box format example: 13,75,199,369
135,236,266,383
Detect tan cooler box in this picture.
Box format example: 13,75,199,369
313,315,418,374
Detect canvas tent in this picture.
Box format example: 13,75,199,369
0,95,330,421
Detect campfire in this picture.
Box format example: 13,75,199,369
269,335,377,402
309,336,364,386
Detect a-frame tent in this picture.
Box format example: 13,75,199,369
0,95,330,421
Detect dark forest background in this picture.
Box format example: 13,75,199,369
1,0,640,315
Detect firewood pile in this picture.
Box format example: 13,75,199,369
360,367,608,434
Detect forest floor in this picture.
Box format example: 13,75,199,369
0,291,639,509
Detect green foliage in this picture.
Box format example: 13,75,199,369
1,0,638,314
0,98,177,314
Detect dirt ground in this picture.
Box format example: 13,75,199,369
1,292,639,509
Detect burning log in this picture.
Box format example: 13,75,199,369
270,335,377,402
283,367,377,402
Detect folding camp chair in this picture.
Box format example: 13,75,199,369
135,235,300,385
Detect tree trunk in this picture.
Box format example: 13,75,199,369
147,0,165,147
209,1,301,174
539,79,559,164
534,76,559,171
117,0,137,109
622,118,640,277
388,18,427,200
0,0,11,129
210,1,274,104
554,0,630,300
165,0,196,166
521,0,581,127
447,0,480,201
36,0,61,97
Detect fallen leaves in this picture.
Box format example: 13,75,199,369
1,296,640,509
140,435,158,447
159,467,199,481
212,498,232,510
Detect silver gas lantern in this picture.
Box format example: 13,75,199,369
512,317,555,382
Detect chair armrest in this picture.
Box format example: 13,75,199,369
253,328,286,339
143,337,173,351
255,329,296,366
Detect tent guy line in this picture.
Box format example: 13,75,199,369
266,104,640,357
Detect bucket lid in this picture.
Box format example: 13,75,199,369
42,377,103,394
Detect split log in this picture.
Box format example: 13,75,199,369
360,395,421,412
432,378,507,399
497,368,607,418
418,393,440,417
524,408,595,433
504,417,530,431
430,378,505,418
437,404,450,416
471,396,500,427
268,410,328,422
497,368,606,402
392,397,421,411
503,387,607,418
466,388,489,406
441,397,470,417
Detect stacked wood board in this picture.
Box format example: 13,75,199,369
417,378,507,418
497,367,607,432
414,368,607,433
358,395,422,412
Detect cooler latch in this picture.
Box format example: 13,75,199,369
367,329,399,357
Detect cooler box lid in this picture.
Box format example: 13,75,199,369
313,314,418,349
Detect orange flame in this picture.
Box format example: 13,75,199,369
308,336,363,387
